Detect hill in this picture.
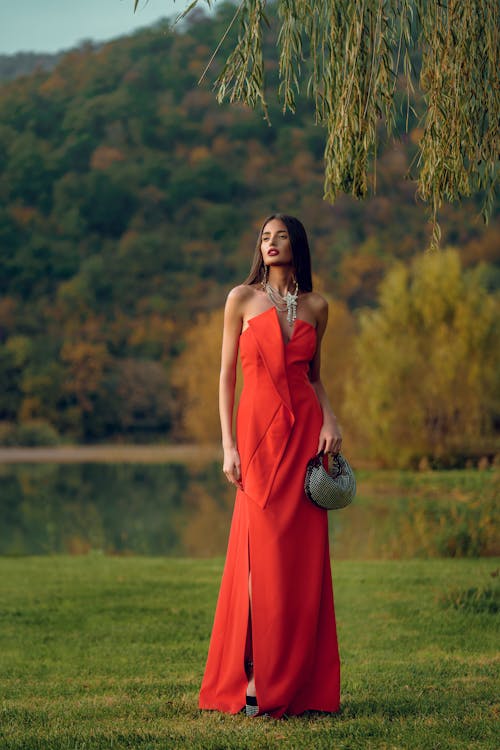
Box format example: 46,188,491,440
0,51,63,82
0,3,498,443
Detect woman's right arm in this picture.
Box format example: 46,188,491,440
219,287,247,488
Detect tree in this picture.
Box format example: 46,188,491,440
60,340,110,413
135,1,498,246
171,307,227,442
345,249,500,467
98,358,175,436
317,296,358,453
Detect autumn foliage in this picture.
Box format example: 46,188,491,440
345,250,500,467
0,6,498,463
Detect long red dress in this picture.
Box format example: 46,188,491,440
199,306,341,718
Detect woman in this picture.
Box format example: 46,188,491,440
199,214,342,719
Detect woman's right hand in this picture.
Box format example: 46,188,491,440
223,445,243,489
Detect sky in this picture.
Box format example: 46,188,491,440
0,0,212,55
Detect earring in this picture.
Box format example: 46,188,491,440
261,263,269,289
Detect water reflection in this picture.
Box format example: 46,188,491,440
0,462,235,556
2,463,493,557
0,462,404,558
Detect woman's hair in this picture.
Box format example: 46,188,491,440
243,213,313,292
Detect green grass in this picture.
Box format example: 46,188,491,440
1,556,499,749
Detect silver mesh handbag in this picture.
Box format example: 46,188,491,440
304,451,356,510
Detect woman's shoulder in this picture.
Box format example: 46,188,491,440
302,291,328,314
226,284,260,304
300,291,328,329
227,283,253,298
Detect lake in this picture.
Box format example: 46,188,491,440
0,461,497,558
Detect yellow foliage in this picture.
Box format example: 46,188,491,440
171,308,225,443
39,71,68,96
189,146,211,165
345,248,500,466
338,248,387,304
19,397,42,422
5,336,31,368
127,314,176,359
320,297,357,450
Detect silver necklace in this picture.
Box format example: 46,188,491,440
264,280,299,326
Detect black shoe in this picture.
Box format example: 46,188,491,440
245,695,259,717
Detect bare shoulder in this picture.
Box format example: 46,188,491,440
227,284,253,300
302,291,328,323
308,292,328,314
226,284,254,308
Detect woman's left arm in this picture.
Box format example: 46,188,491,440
308,296,343,454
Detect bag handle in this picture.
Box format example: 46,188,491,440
315,450,343,478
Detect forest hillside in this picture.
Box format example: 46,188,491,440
0,51,63,82
0,3,498,461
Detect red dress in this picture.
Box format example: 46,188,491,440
199,306,341,718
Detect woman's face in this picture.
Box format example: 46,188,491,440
260,218,293,267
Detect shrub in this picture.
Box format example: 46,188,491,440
3,420,61,446
0,421,17,446
392,476,499,557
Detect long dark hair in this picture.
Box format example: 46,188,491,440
243,213,313,292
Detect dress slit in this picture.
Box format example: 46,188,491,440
244,531,251,663
244,529,257,703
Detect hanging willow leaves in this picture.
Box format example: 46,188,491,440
135,1,498,245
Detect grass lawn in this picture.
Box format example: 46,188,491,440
1,555,498,749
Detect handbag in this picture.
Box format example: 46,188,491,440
304,450,356,510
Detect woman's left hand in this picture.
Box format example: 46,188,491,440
317,415,342,455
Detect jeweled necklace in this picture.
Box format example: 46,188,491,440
264,279,299,326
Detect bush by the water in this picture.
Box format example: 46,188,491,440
393,475,499,558
0,419,61,446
